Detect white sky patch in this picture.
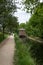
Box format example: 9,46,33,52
13,0,31,24
13,0,43,24
40,0,43,2
14,9,31,24
15,0,22,3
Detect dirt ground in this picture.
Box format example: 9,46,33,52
0,35,15,65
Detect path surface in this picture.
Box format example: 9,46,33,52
28,36,43,43
0,35,15,65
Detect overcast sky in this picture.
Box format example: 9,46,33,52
13,0,42,24
14,9,31,24
13,0,31,24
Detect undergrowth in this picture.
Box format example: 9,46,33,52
14,34,36,65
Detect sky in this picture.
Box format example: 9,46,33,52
14,9,31,24
13,0,31,24
13,0,42,24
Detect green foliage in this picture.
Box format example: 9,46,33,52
26,3,43,38
19,23,26,29
7,15,19,33
0,33,4,43
24,0,39,4
26,38,43,65
0,0,19,38
0,0,16,14
22,0,40,13
0,0,16,26
0,32,8,43
14,34,36,65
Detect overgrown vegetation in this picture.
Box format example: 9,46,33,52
14,34,43,65
14,34,36,65
0,0,19,39
0,32,8,43
16,0,43,65
19,3,43,38
25,3,43,38
26,39,43,65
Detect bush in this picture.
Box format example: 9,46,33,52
0,32,8,43
14,34,36,65
26,39,43,65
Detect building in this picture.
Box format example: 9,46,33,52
19,28,26,38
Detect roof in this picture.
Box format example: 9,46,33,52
19,28,25,31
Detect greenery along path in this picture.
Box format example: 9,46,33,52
28,36,43,43
0,35,15,65
14,35,36,65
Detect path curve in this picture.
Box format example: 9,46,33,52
0,35,15,65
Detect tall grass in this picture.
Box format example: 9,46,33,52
14,34,36,65
0,32,8,43
26,39,43,65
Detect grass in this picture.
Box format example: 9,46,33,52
26,38,43,65
14,34,36,65
0,32,8,43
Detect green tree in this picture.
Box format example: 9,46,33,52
26,3,43,38
0,0,16,38
22,0,41,14
19,23,26,29
7,15,19,33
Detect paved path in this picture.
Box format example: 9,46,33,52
0,35,15,65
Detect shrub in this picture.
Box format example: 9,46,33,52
14,34,36,65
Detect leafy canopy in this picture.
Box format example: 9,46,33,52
22,0,41,13
25,3,43,38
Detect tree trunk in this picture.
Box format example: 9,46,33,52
3,27,5,39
